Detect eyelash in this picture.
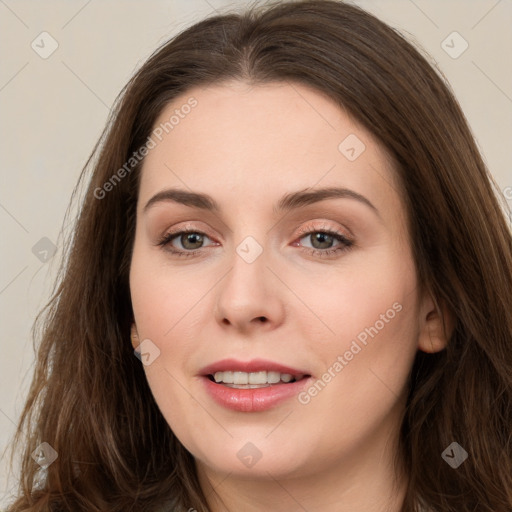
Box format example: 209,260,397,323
156,225,354,259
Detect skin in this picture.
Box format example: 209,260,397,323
129,80,449,512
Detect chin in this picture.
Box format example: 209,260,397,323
189,433,313,479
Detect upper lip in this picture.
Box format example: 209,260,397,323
200,358,310,377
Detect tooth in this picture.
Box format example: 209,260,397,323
249,371,267,384
223,371,234,384
267,371,280,383
233,371,249,384
212,370,301,385
227,383,270,389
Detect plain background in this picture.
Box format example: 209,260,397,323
1,0,511,506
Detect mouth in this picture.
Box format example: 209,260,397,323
199,359,312,412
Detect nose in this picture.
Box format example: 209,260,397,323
213,241,286,334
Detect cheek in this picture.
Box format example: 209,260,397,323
129,244,211,382
130,251,208,449
294,245,418,350
142,362,218,463
319,252,418,428
293,247,420,417
129,240,204,342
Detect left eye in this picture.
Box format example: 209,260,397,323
299,231,343,250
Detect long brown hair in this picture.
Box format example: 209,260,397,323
5,1,512,510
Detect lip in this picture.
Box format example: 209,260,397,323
199,358,312,413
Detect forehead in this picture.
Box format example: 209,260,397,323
137,80,401,216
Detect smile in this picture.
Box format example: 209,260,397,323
200,359,312,412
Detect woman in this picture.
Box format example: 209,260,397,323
5,1,512,511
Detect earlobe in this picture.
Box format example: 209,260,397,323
130,323,139,349
418,296,454,354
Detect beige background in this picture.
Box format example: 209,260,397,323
1,0,511,505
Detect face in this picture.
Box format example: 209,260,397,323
129,81,429,483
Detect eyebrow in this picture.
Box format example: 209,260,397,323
143,186,379,217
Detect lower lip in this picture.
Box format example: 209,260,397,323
202,376,311,412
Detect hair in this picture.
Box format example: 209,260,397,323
4,0,512,511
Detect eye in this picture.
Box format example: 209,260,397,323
156,224,354,259
293,225,354,258
156,229,217,257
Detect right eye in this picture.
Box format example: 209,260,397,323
156,229,218,257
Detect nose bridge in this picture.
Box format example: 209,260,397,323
224,233,270,300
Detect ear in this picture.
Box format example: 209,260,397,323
417,292,454,354
130,323,140,349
